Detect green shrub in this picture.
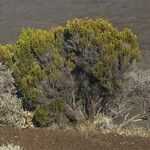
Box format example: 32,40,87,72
12,27,72,103
33,99,66,127
0,44,13,66
66,19,140,90
0,18,141,123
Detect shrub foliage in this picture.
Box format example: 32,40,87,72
0,18,141,125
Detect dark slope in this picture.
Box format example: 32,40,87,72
0,0,150,68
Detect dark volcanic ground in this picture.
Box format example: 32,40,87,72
0,0,150,69
0,126,150,150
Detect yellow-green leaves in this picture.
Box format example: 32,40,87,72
0,18,141,101
0,44,13,65
66,18,140,90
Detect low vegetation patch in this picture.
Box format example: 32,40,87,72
76,114,150,137
0,63,33,128
0,143,23,150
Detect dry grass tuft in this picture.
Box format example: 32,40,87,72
0,63,33,128
0,143,23,150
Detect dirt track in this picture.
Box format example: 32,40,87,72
0,0,150,69
0,125,150,150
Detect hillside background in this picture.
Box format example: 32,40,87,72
0,0,149,69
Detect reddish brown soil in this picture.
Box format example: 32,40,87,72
0,125,150,150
